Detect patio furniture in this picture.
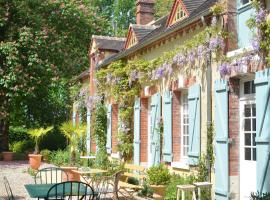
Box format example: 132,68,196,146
176,185,196,200
25,181,97,199
72,168,108,184
34,167,69,184
193,182,212,200
3,176,15,200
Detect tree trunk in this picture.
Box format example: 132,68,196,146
0,119,9,151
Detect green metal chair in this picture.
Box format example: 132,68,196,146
34,167,68,184
3,176,15,200
46,181,96,200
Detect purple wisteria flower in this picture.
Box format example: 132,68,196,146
188,52,196,65
255,8,266,24
197,45,204,60
155,67,165,79
219,63,231,76
211,16,217,27
209,37,225,51
130,70,139,81
175,53,187,67
164,63,173,75
251,38,260,51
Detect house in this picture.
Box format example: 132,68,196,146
74,0,270,199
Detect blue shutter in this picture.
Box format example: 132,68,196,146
86,108,91,155
255,69,270,194
188,84,201,165
106,104,112,154
134,98,141,165
150,93,161,166
214,80,229,200
163,91,173,162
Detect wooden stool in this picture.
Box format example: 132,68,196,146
193,182,212,200
176,185,196,200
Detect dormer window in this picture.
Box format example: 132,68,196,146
127,32,137,48
173,6,187,23
167,0,189,27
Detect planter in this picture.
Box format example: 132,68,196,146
2,152,14,161
150,185,166,200
29,154,42,170
60,167,80,181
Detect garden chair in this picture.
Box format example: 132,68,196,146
3,176,15,200
34,167,69,184
91,171,123,200
46,181,96,200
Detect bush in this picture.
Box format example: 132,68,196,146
9,126,29,144
40,128,67,151
138,182,154,198
250,192,270,200
146,164,171,185
165,174,196,199
10,140,35,153
40,149,51,162
49,150,70,167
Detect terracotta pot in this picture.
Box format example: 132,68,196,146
29,154,42,170
2,152,13,161
150,185,166,200
60,167,80,181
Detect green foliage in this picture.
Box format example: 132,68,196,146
49,150,71,167
8,126,29,144
27,126,54,154
154,0,174,18
197,155,211,199
13,152,27,161
93,103,109,169
146,164,171,185
40,149,51,162
138,182,154,198
27,167,37,177
10,140,35,153
165,174,196,199
250,192,270,200
207,122,215,168
39,128,67,151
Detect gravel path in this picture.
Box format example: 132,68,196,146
0,161,54,200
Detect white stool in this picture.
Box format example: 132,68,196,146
193,182,212,200
176,185,196,200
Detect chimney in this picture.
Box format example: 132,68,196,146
136,0,155,25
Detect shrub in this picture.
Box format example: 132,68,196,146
138,182,154,198
10,140,35,153
9,126,29,144
49,150,70,166
146,164,171,185
40,128,67,151
40,149,51,162
165,174,196,199
250,192,270,200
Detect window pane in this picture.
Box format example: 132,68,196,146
253,148,256,161
252,133,256,146
242,0,250,5
252,104,256,116
244,81,251,94
245,148,251,160
244,105,251,117
245,119,251,131
252,81,256,93
252,118,256,131
245,133,251,146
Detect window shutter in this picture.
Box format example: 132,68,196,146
106,104,112,154
86,108,91,155
150,93,161,166
134,98,141,165
255,69,270,194
188,84,201,165
214,80,229,200
163,91,173,162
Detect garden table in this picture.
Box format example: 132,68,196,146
72,169,108,187
24,183,96,198
80,155,96,166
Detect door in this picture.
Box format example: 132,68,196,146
240,80,257,199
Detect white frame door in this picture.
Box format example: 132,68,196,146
240,79,257,199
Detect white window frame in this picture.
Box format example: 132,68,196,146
180,91,189,164
148,98,152,168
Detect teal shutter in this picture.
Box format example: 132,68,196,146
86,108,91,154
106,104,112,154
163,91,173,162
134,98,141,165
150,93,161,166
214,80,229,200
188,84,201,165
255,69,270,194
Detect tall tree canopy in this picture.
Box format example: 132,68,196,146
0,0,109,150
155,0,174,19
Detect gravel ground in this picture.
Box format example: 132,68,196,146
0,161,54,200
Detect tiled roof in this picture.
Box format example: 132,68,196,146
183,0,205,14
96,0,217,69
92,35,126,52
131,24,158,41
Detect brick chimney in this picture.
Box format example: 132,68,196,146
136,0,155,25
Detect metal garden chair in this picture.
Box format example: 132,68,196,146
34,167,69,184
3,176,15,200
46,181,96,200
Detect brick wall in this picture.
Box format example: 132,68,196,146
140,98,149,162
228,78,240,176
172,91,181,162
112,104,119,153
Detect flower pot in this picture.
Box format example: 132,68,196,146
29,154,42,170
150,185,166,200
2,152,14,161
60,167,80,181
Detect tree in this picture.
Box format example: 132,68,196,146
154,0,174,19
0,0,109,150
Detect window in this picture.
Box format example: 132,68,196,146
241,0,251,6
181,92,189,159
172,5,187,24
127,33,137,48
244,80,255,95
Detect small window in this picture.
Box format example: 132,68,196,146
173,5,187,24
181,92,189,159
244,80,255,95
241,0,251,6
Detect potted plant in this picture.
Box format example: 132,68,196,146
27,126,53,170
146,164,171,199
60,121,86,181
2,151,14,161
